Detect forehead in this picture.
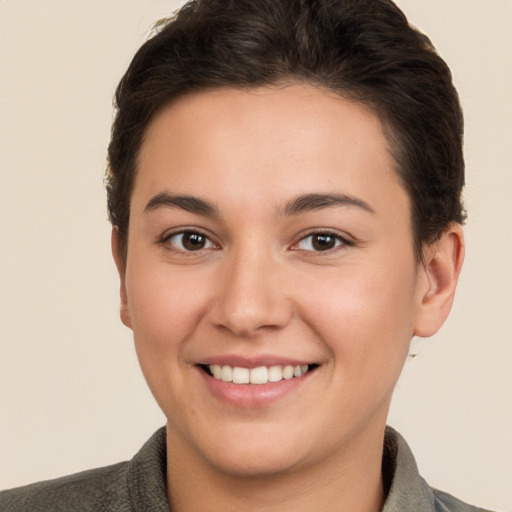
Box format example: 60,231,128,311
133,84,407,219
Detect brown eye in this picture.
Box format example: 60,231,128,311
167,231,214,251
296,233,345,252
312,234,336,250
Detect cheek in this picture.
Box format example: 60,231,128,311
124,261,210,395
124,265,208,417
299,260,418,375
127,261,206,338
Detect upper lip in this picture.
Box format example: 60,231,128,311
198,354,317,369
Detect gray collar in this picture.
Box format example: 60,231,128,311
127,427,170,512
381,426,436,511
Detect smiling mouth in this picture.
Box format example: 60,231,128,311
200,364,319,385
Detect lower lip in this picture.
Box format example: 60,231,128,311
198,367,314,408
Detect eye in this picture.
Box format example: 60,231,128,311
295,232,348,252
165,231,215,252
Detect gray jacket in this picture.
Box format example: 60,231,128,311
0,427,492,511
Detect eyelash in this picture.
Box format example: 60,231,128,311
159,229,352,254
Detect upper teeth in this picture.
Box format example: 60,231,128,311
209,364,309,384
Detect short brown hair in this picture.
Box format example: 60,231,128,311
107,0,465,261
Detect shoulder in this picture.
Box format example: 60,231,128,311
0,461,132,512
0,428,168,512
383,426,496,512
433,489,495,512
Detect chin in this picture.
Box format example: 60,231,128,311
186,423,309,479
205,447,302,479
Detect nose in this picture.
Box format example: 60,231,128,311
208,246,293,338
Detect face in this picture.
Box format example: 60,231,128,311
117,84,431,477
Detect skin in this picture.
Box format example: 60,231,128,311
112,84,464,512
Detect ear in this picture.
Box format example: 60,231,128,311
111,227,132,329
413,224,465,338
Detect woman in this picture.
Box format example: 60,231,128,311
0,1,499,510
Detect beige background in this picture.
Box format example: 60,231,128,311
0,1,511,510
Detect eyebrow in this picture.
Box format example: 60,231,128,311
144,191,374,218
281,193,375,216
144,192,219,217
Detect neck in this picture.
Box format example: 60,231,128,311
166,425,387,512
